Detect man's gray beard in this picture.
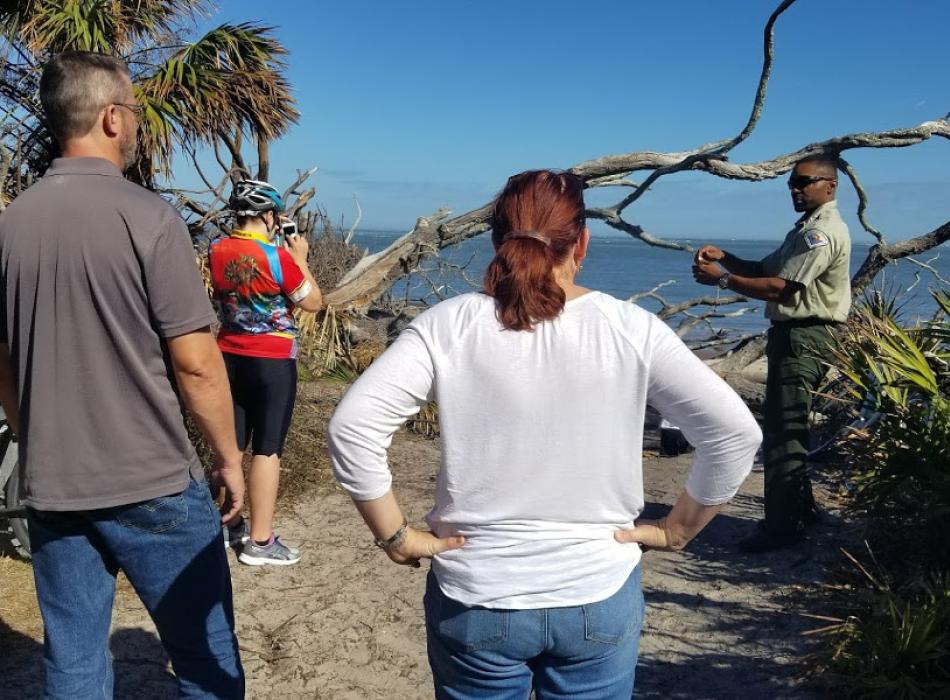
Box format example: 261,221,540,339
121,134,139,172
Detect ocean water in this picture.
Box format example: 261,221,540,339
352,230,949,338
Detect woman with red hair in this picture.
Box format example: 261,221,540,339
329,170,760,698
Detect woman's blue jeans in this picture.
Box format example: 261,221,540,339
424,564,645,699
27,477,244,700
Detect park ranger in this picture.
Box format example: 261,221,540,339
692,154,851,553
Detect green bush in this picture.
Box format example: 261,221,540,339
825,288,949,524
844,397,950,525
814,286,950,695
826,577,950,699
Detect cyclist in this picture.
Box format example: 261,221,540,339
209,179,322,565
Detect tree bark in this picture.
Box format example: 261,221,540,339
319,116,948,313
851,220,950,296
157,0,948,325
256,132,269,182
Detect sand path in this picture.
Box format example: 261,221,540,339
0,390,850,699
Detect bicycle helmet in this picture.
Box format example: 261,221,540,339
229,179,284,217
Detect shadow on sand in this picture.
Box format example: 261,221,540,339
111,628,178,699
0,614,43,700
633,499,854,699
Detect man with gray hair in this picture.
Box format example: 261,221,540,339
0,51,245,698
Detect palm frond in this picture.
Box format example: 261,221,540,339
19,0,116,53
934,288,950,318
12,0,209,54
0,0,36,41
136,22,298,172
872,317,939,397
112,0,210,49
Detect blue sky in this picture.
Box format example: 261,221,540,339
177,0,948,241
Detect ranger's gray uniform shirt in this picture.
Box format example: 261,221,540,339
760,201,851,322
0,157,217,510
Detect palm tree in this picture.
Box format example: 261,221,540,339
0,0,297,199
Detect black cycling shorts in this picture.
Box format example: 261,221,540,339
223,353,297,457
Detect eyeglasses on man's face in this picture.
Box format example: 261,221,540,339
787,175,834,190
111,102,144,118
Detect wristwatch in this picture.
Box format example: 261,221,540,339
717,273,731,289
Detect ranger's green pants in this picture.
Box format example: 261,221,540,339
763,322,834,535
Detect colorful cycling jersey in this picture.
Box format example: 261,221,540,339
209,230,312,359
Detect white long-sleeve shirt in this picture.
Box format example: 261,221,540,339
328,292,760,608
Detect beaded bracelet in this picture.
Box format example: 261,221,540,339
374,517,408,551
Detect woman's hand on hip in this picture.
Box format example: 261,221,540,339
614,492,724,553
614,517,688,552
388,528,465,568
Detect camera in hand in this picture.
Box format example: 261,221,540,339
280,220,298,238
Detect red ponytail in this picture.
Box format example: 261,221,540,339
484,170,585,331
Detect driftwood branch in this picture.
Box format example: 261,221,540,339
712,335,768,375
319,0,815,299
167,148,319,238
905,254,949,292
212,141,232,177
318,108,947,312
657,294,749,320
198,171,234,231
324,208,453,308
612,153,727,213
622,279,755,341
585,209,692,251
282,167,319,204
178,196,210,220
837,157,884,244
186,147,219,194
139,0,945,327
851,219,950,295
689,332,764,352
287,188,316,219
599,0,797,219
708,0,797,154
627,280,676,303
586,174,640,189
571,119,950,183
346,197,363,244
677,306,757,339
322,112,948,311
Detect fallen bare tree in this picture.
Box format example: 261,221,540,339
3,1,947,330
11,0,935,374
313,0,947,330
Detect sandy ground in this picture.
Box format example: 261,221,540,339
0,378,855,699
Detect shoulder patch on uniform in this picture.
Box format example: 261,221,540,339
803,230,828,249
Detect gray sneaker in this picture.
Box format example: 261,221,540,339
223,518,250,550
238,536,301,566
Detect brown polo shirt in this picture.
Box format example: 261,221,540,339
0,157,217,510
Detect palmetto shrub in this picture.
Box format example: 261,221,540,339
815,287,950,696
842,395,950,528
826,288,949,521
823,572,950,700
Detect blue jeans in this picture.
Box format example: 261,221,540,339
425,564,645,699
28,477,244,699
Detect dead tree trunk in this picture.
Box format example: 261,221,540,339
319,114,948,313
311,0,947,313
161,0,948,355
851,220,950,296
